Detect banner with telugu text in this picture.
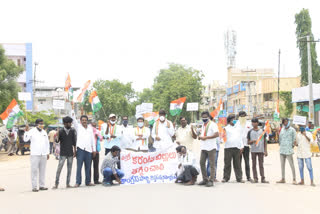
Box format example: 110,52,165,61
120,144,178,185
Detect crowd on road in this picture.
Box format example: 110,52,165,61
1,106,320,192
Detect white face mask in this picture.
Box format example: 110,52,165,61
159,116,165,122
110,120,116,125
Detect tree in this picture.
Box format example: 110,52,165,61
23,110,58,127
295,9,320,86
88,80,136,121
140,63,204,122
0,45,24,114
279,92,293,118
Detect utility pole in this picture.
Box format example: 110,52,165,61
32,62,38,114
306,36,314,124
298,35,320,124
278,49,280,102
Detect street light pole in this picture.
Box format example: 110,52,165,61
32,62,38,114
306,35,314,124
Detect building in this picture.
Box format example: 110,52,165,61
34,86,80,118
226,67,300,118
1,43,33,110
201,80,227,111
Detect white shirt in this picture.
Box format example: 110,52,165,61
224,124,244,149
175,125,195,151
71,111,96,153
151,119,175,150
296,132,313,158
130,126,150,150
235,120,252,147
120,125,133,149
200,121,219,151
24,128,50,155
178,151,200,174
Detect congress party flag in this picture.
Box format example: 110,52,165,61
143,112,159,125
0,99,24,129
273,99,280,121
89,91,102,114
210,98,222,119
169,97,186,116
255,120,271,145
77,80,91,103
65,73,72,92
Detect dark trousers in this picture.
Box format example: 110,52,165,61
206,150,219,178
91,152,100,183
240,146,251,180
200,149,216,182
76,148,92,185
223,148,242,181
251,152,265,181
177,165,199,183
50,142,54,154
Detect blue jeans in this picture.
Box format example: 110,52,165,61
207,150,219,178
298,158,313,180
76,148,92,185
103,168,125,183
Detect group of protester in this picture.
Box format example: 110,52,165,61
1,106,320,192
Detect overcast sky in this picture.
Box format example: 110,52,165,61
1,0,319,91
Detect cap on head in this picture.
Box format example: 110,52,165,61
109,114,116,118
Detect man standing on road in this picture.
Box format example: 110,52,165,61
247,118,269,183
91,122,103,184
71,103,96,187
48,128,57,154
295,126,315,186
175,117,197,152
24,119,50,192
7,128,17,156
198,111,219,187
53,116,77,189
151,110,175,151
129,117,150,152
236,111,253,182
120,116,133,150
222,114,245,183
277,118,297,185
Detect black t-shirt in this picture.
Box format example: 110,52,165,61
58,128,77,156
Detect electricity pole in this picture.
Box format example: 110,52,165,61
32,62,38,114
306,36,314,124
298,35,320,124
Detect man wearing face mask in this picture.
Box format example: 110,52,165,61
129,117,150,152
222,114,245,183
53,116,77,189
277,118,297,185
235,111,253,182
151,110,175,151
198,111,219,187
120,116,133,150
104,114,122,155
24,119,50,192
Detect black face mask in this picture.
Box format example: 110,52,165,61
202,118,209,123
123,120,128,126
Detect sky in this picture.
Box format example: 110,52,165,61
1,0,320,91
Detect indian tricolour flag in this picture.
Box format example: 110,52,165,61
0,99,24,129
170,97,186,116
77,80,91,103
89,91,102,114
143,112,159,125
273,99,280,121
